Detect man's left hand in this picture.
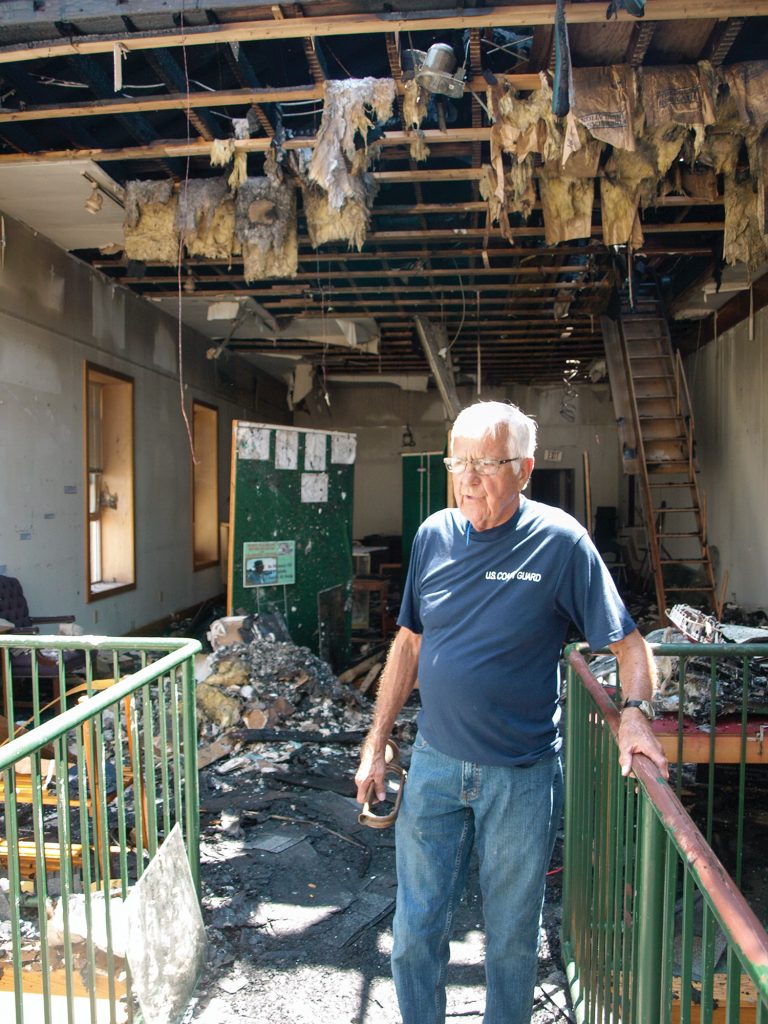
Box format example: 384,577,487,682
618,709,669,780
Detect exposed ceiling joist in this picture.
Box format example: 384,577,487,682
1,2,766,64
0,0,761,390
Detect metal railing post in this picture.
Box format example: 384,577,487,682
634,795,666,1023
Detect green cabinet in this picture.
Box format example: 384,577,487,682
401,451,448,579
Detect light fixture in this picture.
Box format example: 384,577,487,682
84,183,103,215
401,423,415,448
413,43,466,98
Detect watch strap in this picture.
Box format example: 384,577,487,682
622,698,654,720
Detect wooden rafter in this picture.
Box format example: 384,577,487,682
1,3,764,63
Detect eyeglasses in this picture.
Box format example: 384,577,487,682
443,456,523,476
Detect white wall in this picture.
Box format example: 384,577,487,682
0,212,289,635
296,379,625,538
685,305,768,611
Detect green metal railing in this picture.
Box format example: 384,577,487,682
0,634,201,1024
563,643,768,1024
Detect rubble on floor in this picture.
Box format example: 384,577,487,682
187,636,571,1024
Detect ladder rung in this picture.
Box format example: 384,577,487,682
663,589,720,598
647,461,691,468
654,507,698,513
658,536,703,542
643,436,688,444
660,558,709,564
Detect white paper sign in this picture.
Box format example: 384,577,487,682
237,425,270,460
301,473,328,503
331,433,357,465
304,432,327,471
275,429,299,470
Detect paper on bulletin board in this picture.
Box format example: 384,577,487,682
301,473,328,503
243,540,296,587
304,432,327,471
331,433,357,464
237,425,271,460
275,429,299,470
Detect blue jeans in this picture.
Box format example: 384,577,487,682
391,734,563,1024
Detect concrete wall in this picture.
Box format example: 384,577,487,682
685,305,768,611
296,380,625,539
0,212,289,635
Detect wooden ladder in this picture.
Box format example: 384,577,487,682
602,284,719,621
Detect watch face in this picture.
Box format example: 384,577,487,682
624,699,654,720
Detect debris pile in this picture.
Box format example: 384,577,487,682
200,635,364,735
195,617,380,771
588,604,768,723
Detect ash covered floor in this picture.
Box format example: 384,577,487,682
185,625,573,1024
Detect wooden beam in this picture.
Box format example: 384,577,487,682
0,0,759,30
91,242,713,270
0,85,326,125
0,125,494,164
112,263,592,283
0,72,542,126
123,280,586,293
1,3,765,64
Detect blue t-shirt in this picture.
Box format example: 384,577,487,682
398,496,635,766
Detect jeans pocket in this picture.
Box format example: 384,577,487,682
413,731,430,752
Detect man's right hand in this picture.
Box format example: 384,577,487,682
355,741,388,804
353,625,421,805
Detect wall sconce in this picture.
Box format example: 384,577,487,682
402,423,415,447
84,182,104,215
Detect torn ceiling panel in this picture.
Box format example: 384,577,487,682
277,317,379,352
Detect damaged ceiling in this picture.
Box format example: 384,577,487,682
1,1,767,389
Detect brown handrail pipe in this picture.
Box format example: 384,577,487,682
567,647,768,985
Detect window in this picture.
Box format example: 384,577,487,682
84,364,135,599
192,400,219,569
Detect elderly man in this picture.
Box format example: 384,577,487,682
355,400,667,1024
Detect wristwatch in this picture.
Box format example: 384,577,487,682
622,698,655,721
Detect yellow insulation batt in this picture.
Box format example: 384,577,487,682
309,77,395,210
123,180,179,263
235,175,298,281
305,77,394,247
491,73,561,163
723,176,768,270
176,178,235,260
642,62,716,129
571,65,638,152
538,175,595,245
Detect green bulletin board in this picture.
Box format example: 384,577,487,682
228,422,356,667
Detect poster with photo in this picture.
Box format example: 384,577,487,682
242,540,296,588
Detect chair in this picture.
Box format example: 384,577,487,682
0,574,86,709
0,677,147,879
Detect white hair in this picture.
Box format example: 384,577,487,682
451,401,537,458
